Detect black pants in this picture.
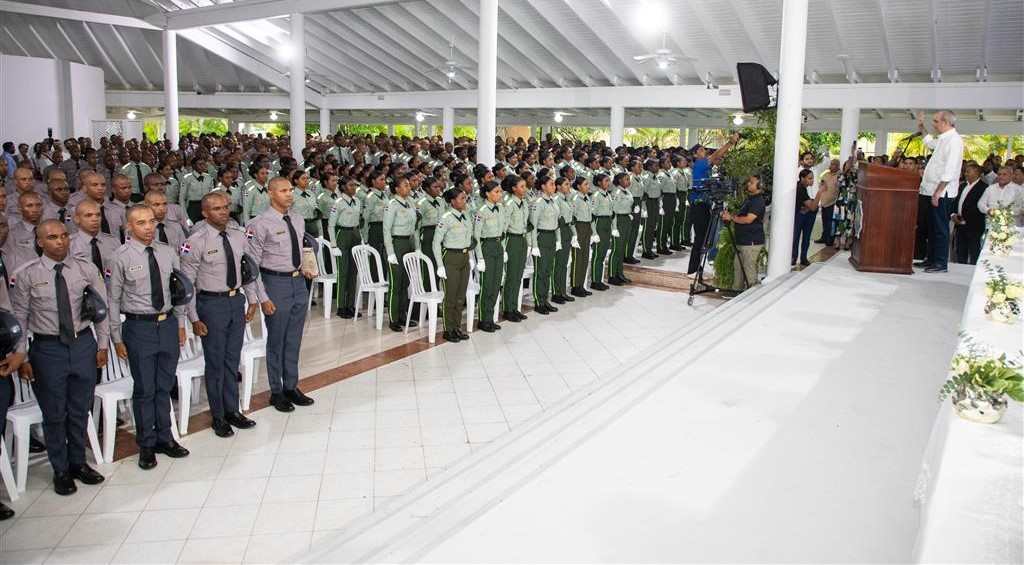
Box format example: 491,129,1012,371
686,201,712,274
29,334,98,473
197,293,245,419
954,227,983,265
186,200,203,224
914,195,930,260
124,316,179,449
820,204,835,245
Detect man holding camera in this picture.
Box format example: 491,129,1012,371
721,176,766,291
686,131,741,275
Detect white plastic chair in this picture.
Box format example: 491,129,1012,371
402,252,443,343
0,436,18,502
466,254,481,332
307,237,337,320
240,310,267,412
352,244,388,330
175,331,206,435
519,253,535,311
94,338,134,464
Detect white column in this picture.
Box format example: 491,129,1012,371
839,106,860,163
687,128,698,147
319,107,331,138
678,127,686,147
227,119,237,133
874,131,888,156
289,13,305,160
766,0,809,280
442,106,455,144
387,123,395,136
476,0,498,166
163,30,179,150
609,105,625,148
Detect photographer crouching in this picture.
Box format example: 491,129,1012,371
721,175,766,291
686,131,742,275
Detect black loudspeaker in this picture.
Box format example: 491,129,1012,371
736,63,777,113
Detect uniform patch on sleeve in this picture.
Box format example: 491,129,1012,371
245,227,256,240
180,242,192,255
103,268,112,279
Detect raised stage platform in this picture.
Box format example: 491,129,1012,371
302,254,974,564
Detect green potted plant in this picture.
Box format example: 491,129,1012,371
982,261,1023,324
940,336,1024,424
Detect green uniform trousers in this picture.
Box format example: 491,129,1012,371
502,233,527,314
478,238,503,323
441,248,470,331
659,193,677,250
554,221,572,297
571,221,593,289
678,194,694,246
611,214,631,278
532,231,556,307
333,226,360,311
626,197,642,259
386,237,414,324
642,196,660,254
367,222,386,282
672,192,690,247
420,226,437,288
304,218,320,238
591,216,613,284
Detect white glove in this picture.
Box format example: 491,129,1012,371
641,207,648,219
612,229,620,238
387,254,398,265
633,206,640,214
590,234,600,244
478,259,486,272
503,251,509,263
531,247,541,257
659,206,665,216
437,266,447,279
571,235,580,249
555,241,562,251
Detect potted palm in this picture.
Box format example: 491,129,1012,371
940,337,1024,424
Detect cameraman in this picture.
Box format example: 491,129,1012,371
686,131,741,275
721,175,766,290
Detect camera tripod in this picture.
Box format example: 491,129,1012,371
687,199,728,306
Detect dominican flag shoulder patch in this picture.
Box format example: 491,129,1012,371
180,242,192,255
103,268,112,279
245,228,256,240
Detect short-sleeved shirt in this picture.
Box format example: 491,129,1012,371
734,194,766,246
689,158,711,203
11,255,110,352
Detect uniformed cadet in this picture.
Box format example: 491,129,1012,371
110,205,190,469
143,173,190,235
70,200,119,288
143,191,186,252
290,169,320,236
473,181,505,332
120,150,151,198
361,172,390,281
552,177,576,304
212,167,242,221
71,171,124,242
528,175,561,315
625,160,645,264
432,188,473,343
609,173,635,285
657,158,678,254
8,220,109,494
315,172,340,239
180,157,215,223
328,178,361,319
241,164,271,224
4,192,44,273
59,145,87,193
157,162,180,205
43,178,73,232
570,177,595,298
501,175,529,323
0,242,16,519
641,159,662,259
180,192,259,438
244,177,315,413
590,173,614,291
671,155,692,249
417,177,444,270
383,177,419,333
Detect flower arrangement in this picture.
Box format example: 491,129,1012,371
982,261,1023,323
940,336,1024,424
986,206,1017,255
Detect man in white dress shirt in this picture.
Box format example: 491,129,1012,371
916,111,964,274
976,166,1022,215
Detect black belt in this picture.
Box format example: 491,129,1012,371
335,226,358,231
260,267,301,278
32,331,88,342
199,289,241,297
444,247,471,254
392,235,411,240
481,236,500,241
537,229,556,234
595,214,613,218
124,311,174,322
421,225,436,230
369,221,382,226
506,233,525,237
574,220,592,226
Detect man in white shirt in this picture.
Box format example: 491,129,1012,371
916,111,964,273
976,166,1022,215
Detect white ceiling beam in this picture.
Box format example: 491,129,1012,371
495,0,598,87
54,22,87,64
254,21,380,92
826,0,860,84
927,0,941,82
26,24,57,59
870,0,898,83
680,0,737,83
109,25,155,89
81,22,132,89
107,90,292,109
725,0,772,69
578,0,661,85
152,0,403,30
2,25,30,56
0,0,160,30
979,0,993,73
267,18,395,92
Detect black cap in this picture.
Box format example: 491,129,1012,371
240,253,258,285
0,310,23,359
81,285,108,323
169,269,195,306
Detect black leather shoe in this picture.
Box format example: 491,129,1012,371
270,393,295,413
212,418,235,438
561,294,575,302
456,329,470,340
623,257,640,265
551,295,566,304
406,320,418,329
138,448,157,470
913,260,932,268
389,323,404,332
285,388,314,406
69,464,104,485
669,245,685,252
336,309,353,319
479,321,498,333
225,412,256,429
154,440,190,458
534,305,550,315
621,276,633,284
591,282,609,291
657,248,673,255
570,287,589,298
502,312,520,323
29,437,46,454
800,259,811,267
642,252,658,260
443,330,461,342
513,311,528,321
546,304,558,313
53,472,77,496
0,502,13,521
813,239,826,244
607,277,624,286
924,266,948,273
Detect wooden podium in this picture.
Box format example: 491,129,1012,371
849,163,921,274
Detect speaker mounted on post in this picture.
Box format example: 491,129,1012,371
736,63,778,113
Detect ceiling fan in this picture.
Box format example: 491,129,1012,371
632,32,696,70
553,111,575,123
414,110,437,122
427,39,471,84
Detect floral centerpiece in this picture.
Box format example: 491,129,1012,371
986,206,1017,255
939,336,1024,424
982,261,1023,323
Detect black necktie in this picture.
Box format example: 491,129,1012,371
283,215,300,269
157,223,168,244
58,208,67,224
90,237,103,273
135,163,143,192
54,263,75,345
221,231,238,288
100,205,110,234
146,246,165,311
0,254,8,289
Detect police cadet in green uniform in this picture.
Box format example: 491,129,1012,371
625,160,645,264
362,171,389,281
641,159,662,259
290,170,319,237
609,173,635,285
528,174,561,315
329,178,362,319
242,164,271,225
501,175,529,323
552,176,576,304
180,157,215,223
8,220,109,495
657,157,677,254
671,155,692,249
417,177,444,276
570,177,595,298
383,176,418,332
473,181,506,332
316,172,340,241
590,173,614,291
432,188,473,343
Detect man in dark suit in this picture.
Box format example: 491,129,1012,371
952,163,987,265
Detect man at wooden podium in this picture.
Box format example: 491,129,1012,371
914,111,964,274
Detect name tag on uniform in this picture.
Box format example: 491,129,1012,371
274,230,285,235
18,239,32,247
32,281,49,288
207,249,219,255
128,265,144,273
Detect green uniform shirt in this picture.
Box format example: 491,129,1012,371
644,172,662,199
572,192,595,223
658,171,676,195
432,210,474,268
418,195,444,228
591,188,613,217
179,170,215,206
473,202,506,258
328,193,362,244
674,167,692,193
362,190,388,224
120,162,152,194
504,195,529,235
242,180,269,224
383,195,419,257
629,173,646,199
611,186,634,233
292,188,318,220
529,195,561,248
557,192,576,239
316,190,339,220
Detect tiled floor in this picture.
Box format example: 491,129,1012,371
0,284,717,564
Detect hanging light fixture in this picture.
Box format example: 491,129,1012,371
126,110,137,120
732,114,744,126
269,111,279,121
553,112,564,123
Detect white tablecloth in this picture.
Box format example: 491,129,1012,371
913,228,1024,564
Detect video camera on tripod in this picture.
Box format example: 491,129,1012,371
695,175,737,204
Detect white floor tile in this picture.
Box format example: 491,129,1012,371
203,478,268,508
105,463,169,486
251,502,316,535
85,483,158,515
0,549,50,564
163,456,225,484
373,469,425,497
0,515,78,551
373,447,425,471
44,543,119,564
243,531,311,564
465,422,510,444
189,505,259,539
374,409,419,430
373,427,421,449
314,499,372,531
326,429,375,451
459,405,507,425
218,454,275,480
322,449,373,474
177,535,248,564
275,431,329,454
423,444,472,469
270,451,326,477
110,540,185,564
125,508,200,544
419,427,469,446
23,487,100,518
318,472,372,501
146,480,214,510
328,411,375,432
262,475,321,503
59,511,139,547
